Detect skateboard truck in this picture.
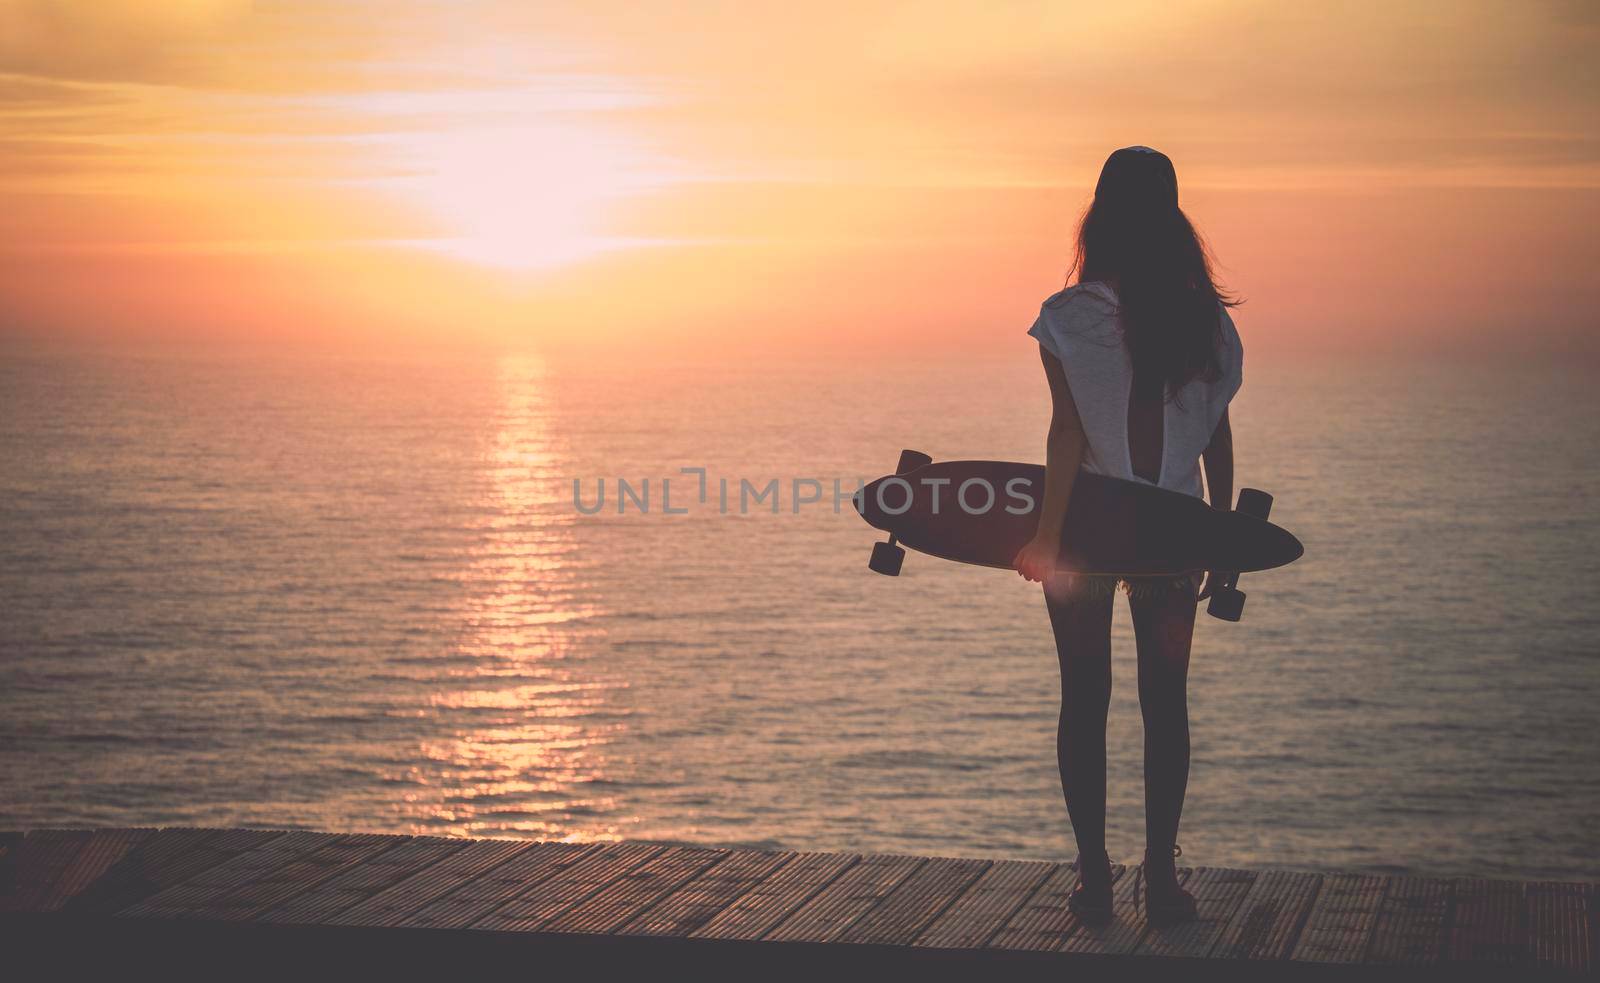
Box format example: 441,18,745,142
1206,488,1273,621
866,449,933,576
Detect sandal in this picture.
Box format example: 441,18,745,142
1134,844,1198,927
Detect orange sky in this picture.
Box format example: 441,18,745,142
1,0,1596,356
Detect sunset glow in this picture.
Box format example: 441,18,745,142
385,123,648,270
340,86,680,269
1,1,1596,353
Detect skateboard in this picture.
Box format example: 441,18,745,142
853,450,1303,621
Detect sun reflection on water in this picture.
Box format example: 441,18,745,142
395,355,627,841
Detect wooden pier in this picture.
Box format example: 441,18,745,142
1,827,1592,979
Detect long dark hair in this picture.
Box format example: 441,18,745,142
1067,146,1237,399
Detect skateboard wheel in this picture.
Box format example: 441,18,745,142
1236,488,1272,520
1207,586,1246,622
869,541,905,576
895,449,933,474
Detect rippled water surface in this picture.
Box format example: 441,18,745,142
2,349,1597,880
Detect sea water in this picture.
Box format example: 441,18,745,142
2,349,1596,879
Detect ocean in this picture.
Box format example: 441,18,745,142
2,348,1597,880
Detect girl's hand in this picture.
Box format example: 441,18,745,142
1196,570,1223,600
1013,534,1060,583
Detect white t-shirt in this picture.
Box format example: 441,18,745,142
1027,281,1243,500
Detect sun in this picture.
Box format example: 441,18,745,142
381,116,665,270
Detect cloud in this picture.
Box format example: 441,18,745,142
0,0,1597,352
4,0,1597,190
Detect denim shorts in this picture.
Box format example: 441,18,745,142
1046,572,1201,602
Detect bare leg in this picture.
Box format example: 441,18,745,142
1044,579,1114,889
1128,579,1198,898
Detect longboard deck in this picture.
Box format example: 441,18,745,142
855,460,1302,577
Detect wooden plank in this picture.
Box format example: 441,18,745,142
1526,880,1587,972
36,828,156,912
987,863,1084,952
915,859,1055,950
1587,883,1598,976
620,849,795,938
145,831,336,892
1366,876,1450,967
839,857,990,945
691,852,858,941
1210,868,1321,961
0,829,95,913
209,828,290,853
258,836,466,925
469,842,662,933
763,854,925,944
119,831,346,918
18,826,1597,976
1588,883,1598,977
1290,873,1387,964
1448,877,1525,965
190,834,408,922
68,829,284,915
1058,863,1176,957
0,832,21,901
542,847,727,934
393,842,598,930
0,830,19,893
1136,866,1257,959
323,838,535,928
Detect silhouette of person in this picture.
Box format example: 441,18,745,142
1013,146,1243,926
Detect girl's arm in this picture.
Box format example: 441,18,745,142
1202,408,1233,511
1197,408,1234,599
1014,345,1088,583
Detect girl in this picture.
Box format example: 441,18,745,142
1013,146,1243,927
